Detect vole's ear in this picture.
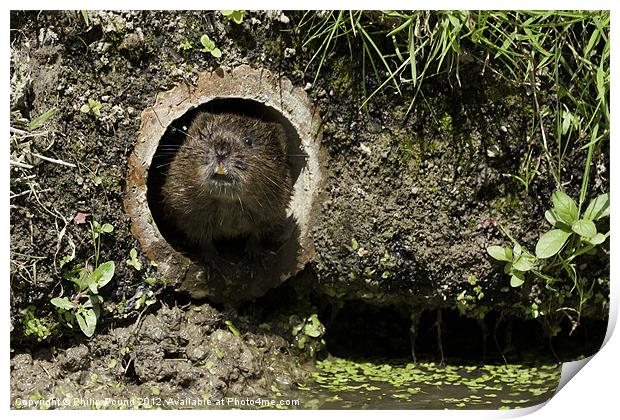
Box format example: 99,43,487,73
270,122,288,152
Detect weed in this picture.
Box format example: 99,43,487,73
132,289,157,310
20,305,53,341
221,10,246,24
224,320,241,337
80,98,102,118
487,190,609,328
291,313,326,357
178,39,193,51
200,34,222,58
51,221,115,337
90,220,114,267
28,107,57,130
504,149,541,195
126,248,142,271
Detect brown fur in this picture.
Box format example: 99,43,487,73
162,111,292,254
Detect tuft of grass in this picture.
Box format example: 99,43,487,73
300,11,609,192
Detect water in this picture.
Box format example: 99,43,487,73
294,358,561,409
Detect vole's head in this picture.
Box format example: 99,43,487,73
182,112,289,200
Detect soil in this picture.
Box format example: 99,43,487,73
11,303,307,408
9,10,609,408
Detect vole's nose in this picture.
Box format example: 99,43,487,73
214,141,230,159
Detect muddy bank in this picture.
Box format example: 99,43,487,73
11,303,307,408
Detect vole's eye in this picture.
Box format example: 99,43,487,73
244,136,253,147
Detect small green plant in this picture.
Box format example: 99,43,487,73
505,149,541,195
91,221,114,266
221,10,246,24
178,39,193,51
455,276,489,319
51,260,115,337
200,34,222,58
487,190,609,325
80,98,102,118
133,289,156,310
51,221,115,337
20,305,53,341
126,248,142,271
291,313,326,356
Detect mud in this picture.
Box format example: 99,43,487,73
11,303,306,408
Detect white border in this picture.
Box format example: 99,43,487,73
4,2,618,419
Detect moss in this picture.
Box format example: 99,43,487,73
439,112,453,131
492,192,522,214
328,56,355,96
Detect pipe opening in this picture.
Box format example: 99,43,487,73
147,98,305,263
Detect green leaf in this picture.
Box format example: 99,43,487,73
512,244,522,259
297,336,307,349
214,347,225,359
583,193,609,221
80,10,90,26
586,232,607,246
571,219,597,239
221,10,244,23
303,314,324,338
210,48,222,58
101,223,114,233
544,209,561,227
510,271,525,287
200,34,215,51
512,253,536,272
90,261,115,292
70,268,90,291
59,254,74,268
486,245,512,262
51,297,77,310
224,320,240,337
291,323,303,336
503,262,512,274
561,111,571,135
75,312,87,336
232,11,244,24
28,107,58,130
88,277,99,294
80,308,97,337
535,229,571,259
552,191,578,225
80,104,91,113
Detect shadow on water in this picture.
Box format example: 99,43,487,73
242,283,606,409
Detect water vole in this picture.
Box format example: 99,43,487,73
161,111,293,260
